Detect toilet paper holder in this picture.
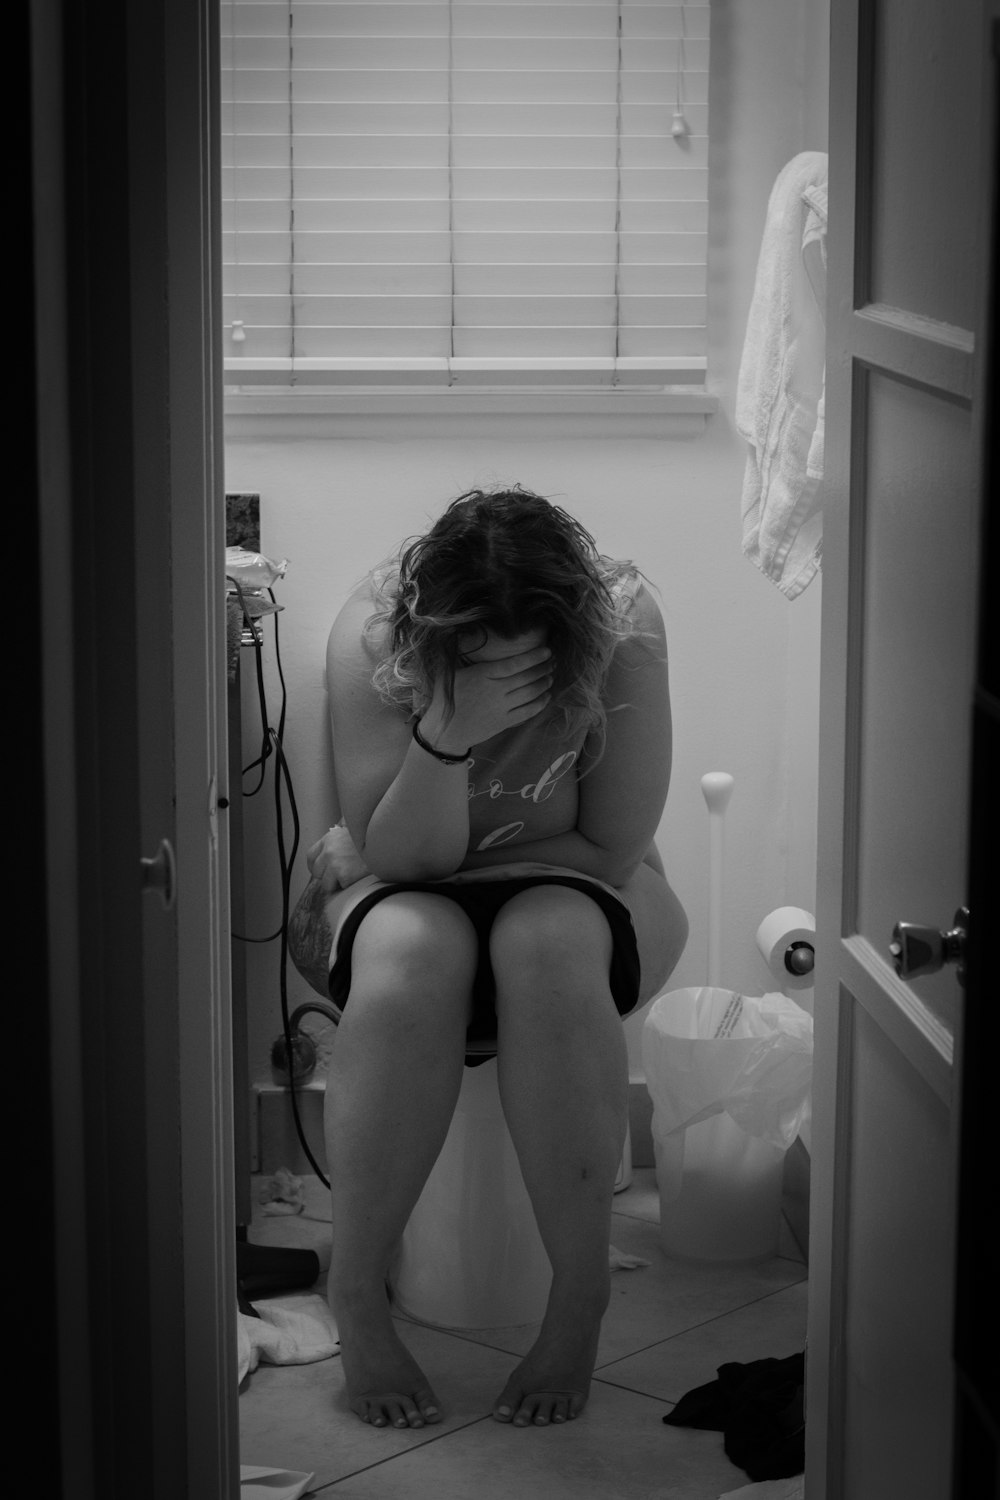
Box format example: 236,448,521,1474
755,907,817,990
783,940,815,977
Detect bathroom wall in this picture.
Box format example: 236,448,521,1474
225,0,829,1091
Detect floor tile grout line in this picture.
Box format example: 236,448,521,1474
406,1270,809,1364
591,1372,677,1407
391,1312,540,1361
306,1412,500,1491
388,1271,809,1378
592,1277,809,1375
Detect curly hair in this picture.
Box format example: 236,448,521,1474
363,486,648,755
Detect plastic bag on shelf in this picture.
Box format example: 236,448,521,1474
225,547,288,591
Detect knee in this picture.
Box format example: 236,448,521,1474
490,887,613,996
351,896,477,1001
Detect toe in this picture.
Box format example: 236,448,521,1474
513,1398,537,1428
492,1380,518,1423
353,1392,425,1430
525,1390,586,1427
414,1385,442,1425
352,1399,385,1427
391,1395,426,1429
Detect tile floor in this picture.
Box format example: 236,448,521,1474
240,1169,807,1499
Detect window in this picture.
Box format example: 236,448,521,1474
222,2,711,399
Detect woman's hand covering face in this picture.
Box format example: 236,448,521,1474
422,633,554,751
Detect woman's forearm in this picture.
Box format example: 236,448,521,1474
361,730,472,880
460,829,640,888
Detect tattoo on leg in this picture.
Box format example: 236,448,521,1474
287,877,336,998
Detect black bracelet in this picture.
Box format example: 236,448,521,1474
411,718,471,766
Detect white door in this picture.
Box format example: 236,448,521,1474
806,2,989,1496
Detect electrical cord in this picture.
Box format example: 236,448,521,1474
230,575,331,1188
229,581,291,945
229,575,279,794
242,630,275,793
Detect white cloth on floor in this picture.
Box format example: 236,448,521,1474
240,1465,315,1499
609,1244,650,1270
237,1292,340,1385
736,151,828,601
718,1477,804,1500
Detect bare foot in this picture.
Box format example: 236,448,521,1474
492,1286,607,1428
335,1293,442,1430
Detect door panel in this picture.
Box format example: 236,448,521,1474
856,371,977,1033
841,1003,954,1499
869,0,981,326
808,0,986,1495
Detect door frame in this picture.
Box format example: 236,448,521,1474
29,0,995,1493
32,0,238,1493
952,8,1000,1492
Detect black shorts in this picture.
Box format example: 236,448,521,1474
328,876,641,1065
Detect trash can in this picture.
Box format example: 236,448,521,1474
641,988,813,1263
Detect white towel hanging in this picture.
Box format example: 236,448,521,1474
736,153,828,601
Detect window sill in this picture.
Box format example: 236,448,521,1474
226,382,716,412
225,356,711,408
229,382,718,439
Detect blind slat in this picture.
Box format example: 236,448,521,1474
222,0,710,380
226,291,707,327
224,227,707,259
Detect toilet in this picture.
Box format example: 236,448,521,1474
388,1050,634,1330
388,1054,553,1330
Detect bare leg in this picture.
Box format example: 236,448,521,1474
324,893,477,1429
488,886,627,1427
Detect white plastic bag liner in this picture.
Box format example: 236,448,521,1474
642,988,813,1263
642,988,813,1151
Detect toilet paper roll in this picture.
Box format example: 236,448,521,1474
756,907,816,990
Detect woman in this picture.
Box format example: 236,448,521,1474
290,486,688,1433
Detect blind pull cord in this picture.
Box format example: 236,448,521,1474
613,0,624,386
447,0,456,384
288,0,297,376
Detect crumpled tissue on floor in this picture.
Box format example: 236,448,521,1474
257,1167,307,1216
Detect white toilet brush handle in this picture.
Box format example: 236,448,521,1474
701,772,735,989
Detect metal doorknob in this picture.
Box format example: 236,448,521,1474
890,906,968,984
141,838,177,910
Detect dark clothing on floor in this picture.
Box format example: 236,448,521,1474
662,1351,805,1481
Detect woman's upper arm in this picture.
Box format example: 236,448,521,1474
326,594,410,851
575,586,672,879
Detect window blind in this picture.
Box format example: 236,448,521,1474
222,1,710,386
